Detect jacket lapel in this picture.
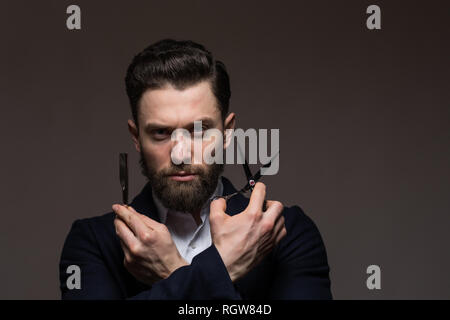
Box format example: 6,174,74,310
129,182,160,222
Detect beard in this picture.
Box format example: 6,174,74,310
139,152,224,213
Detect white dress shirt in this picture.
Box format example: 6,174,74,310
152,177,223,264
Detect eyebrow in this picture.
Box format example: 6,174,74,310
144,117,216,132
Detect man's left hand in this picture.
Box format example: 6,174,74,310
112,204,188,286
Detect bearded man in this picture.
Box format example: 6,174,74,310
59,39,332,299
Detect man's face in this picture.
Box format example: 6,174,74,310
128,81,234,213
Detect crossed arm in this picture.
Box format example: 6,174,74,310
60,183,331,299
112,183,285,286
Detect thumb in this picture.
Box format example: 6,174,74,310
210,197,227,219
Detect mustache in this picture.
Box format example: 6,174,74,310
162,164,205,176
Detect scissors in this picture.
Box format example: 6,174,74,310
215,150,279,212
119,150,278,211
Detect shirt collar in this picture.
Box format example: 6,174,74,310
152,176,224,225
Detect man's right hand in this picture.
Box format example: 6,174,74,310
209,182,287,282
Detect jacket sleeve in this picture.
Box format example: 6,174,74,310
129,245,241,300
59,219,241,300
268,206,333,299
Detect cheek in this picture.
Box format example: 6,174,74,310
203,134,223,151
202,138,217,154
141,140,173,169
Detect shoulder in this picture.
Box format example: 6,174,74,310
61,212,117,259
228,192,327,258
65,212,115,238
276,204,329,265
80,212,116,232
282,204,321,236
232,193,321,238
271,204,332,299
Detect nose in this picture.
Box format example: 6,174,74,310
170,130,192,165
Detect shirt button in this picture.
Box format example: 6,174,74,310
190,243,196,249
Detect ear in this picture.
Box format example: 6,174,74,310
127,119,141,153
223,112,235,150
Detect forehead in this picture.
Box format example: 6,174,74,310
138,81,221,127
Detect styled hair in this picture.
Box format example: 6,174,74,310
125,39,231,128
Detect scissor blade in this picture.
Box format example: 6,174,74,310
119,153,128,205
242,158,253,182
237,140,254,181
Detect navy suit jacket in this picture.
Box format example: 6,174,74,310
59,176,332,299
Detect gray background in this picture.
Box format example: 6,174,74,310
1,0,449,299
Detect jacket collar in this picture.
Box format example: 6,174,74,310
129,176,249,222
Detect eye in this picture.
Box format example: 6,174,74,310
152,128,170,140
192,125,209,136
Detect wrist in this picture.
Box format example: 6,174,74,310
166,257,189,277
174,257,189,271
214,243,240,282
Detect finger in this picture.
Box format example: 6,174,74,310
271,204,285,225
210,197,227,213
127,206,159,230
262,200,284,223
275,226,287,244
127,205,139,214
113,204,147,238
246,182,266,214
119,239,135,269
272,215,285,238
209,197,227,222
114,217,139,250
262,199,268,212
264,200,280,212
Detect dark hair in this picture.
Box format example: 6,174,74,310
125,39,231,128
